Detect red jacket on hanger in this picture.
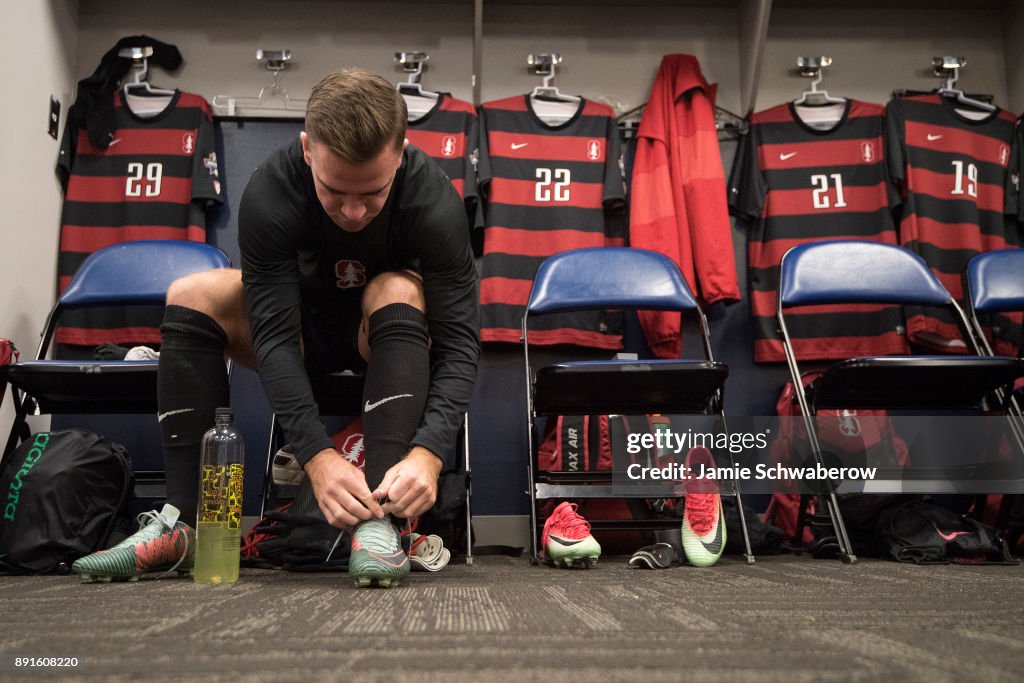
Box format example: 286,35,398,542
630,54,739,358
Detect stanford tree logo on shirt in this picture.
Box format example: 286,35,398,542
335,260,367,289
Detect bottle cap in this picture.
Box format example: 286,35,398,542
215,407,233,419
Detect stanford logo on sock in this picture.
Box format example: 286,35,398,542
335,260,367,289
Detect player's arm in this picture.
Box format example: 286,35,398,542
407,171,481,471
372,166,480,519
238,158,381,527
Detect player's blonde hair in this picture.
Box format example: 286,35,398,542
305,68,407,163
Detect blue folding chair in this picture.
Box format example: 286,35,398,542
1,240,230,466
964,249,1024,529
965,249,1024,360
777,240,1024,563
523,246,755,564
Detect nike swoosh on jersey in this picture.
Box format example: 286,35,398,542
779,152,797,160
108,139,122,147
364,393,414,412
511,143,529,150
927,134,943,141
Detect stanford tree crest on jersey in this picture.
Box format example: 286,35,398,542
404,93,478,205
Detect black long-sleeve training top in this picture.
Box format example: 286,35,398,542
238,139,480,470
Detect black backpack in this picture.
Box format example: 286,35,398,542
0,429,134,574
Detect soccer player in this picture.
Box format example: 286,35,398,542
73,68,480,587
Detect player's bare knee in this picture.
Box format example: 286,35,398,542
362,270,425,315
166,269,244,322
166,272,208,308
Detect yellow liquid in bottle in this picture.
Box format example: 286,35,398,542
194,521,241,584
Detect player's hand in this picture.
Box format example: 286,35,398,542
373,446,443,519
305,448,384,528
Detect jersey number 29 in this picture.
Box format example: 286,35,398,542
125,162,164,198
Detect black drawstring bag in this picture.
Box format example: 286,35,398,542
0,429,134,574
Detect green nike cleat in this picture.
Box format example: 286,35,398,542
349,516,410,588
72,504,195,583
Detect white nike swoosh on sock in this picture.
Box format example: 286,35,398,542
158,408,195,422
364,394,414,412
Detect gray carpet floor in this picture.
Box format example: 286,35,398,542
0,554,1021,682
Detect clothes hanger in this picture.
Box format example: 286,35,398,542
120,47,175,99
792,57,846,107
934,56,996,113
526,54,581,126
790,57,847,130
211,50,307,117
529,54,581,104
395,52,440,119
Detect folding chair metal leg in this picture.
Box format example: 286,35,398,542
528,469,540,565
463,412,473,566
822,490,857,564
794,411,857,564
729,477,756,565
720,436,755,564
259,413,280,520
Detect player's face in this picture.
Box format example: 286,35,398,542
301,132,405,233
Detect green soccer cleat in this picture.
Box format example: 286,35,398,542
681,447,726,567
72,504,195,583
542,501,601,569
349,516,410,588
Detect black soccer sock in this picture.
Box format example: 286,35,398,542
361,303,431,489
158,305,229,525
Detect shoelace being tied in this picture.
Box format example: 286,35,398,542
356,518,402,553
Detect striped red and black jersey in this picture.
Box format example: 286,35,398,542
886,93,1021,355
56,90,222,347
477,95,625,348
729,100,908,363
405,93,478,204
1016,115,1024,223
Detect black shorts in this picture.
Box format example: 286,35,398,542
299,298,366,378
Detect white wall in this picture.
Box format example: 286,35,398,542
73,1,1016,121
1004,1,1024,114
0,0,79,431
480,3,742,113
757,6,1008,113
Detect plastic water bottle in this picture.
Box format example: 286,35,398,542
194,407,244,584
